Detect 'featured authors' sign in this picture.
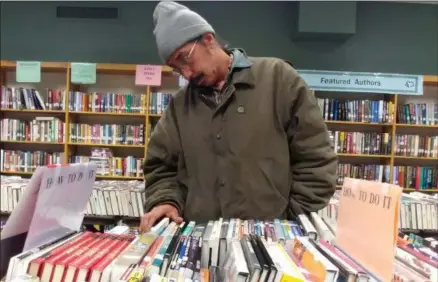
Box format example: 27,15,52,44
298,70,423,95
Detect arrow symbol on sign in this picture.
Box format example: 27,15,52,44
405,81,415,88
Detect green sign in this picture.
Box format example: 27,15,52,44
71,63,96,84
16,61,41,83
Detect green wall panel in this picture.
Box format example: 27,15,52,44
1,1,437,74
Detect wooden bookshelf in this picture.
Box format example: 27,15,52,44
0,60,437,192
0,60,173,181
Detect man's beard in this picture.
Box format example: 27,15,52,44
191,73,205,86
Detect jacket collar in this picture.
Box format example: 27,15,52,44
184,49,255,109
228,48,255,87
188,48,255,91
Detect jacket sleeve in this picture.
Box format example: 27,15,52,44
143,99,187,215
283,65,338,216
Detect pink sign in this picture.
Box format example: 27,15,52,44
336,178,402,282
135,65,162,86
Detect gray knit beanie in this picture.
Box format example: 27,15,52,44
153,1,215,63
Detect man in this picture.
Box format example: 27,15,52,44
140,1,337,232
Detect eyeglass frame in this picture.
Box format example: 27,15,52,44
171,39,199,75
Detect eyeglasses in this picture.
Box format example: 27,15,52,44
172,40,198,75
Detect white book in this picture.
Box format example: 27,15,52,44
310,212,335,243
297,237,339,282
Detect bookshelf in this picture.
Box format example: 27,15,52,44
0,60,174,181
1,60,437,192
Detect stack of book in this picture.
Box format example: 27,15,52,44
317,98,395,124
0,87,65,111
0,176,146,218
1,117,65,143
68,91,147,114
317,190,438,231
5,214,437,282
396,102,438,125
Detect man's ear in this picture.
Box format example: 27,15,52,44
202,32,216,47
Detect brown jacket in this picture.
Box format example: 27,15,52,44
143,51,337,222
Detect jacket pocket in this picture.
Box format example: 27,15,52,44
232,158,289,219
259,157,290,202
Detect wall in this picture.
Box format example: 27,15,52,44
1,1,437,74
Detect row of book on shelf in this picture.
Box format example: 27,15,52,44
2,118,437,158
316,98,438,125
1,173,436,230
1,162,437,282
317,99,395,124
336,164,438,190
0,153,144,179
1,161,436,192
3,213,438,282
328,131,438,158
0,118,145,146
0,86,173,115
1,117,65,143
318,190,438,231
0,176,146,218
2,87,437,125
68,92,146,114
68,124,145,146
0,87,65,111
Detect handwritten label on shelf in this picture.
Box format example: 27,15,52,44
71,63,96,84
135,65,162,86
16,61,41,83
297,70,423,95
336,177,402,282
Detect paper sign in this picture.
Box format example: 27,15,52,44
297,69,423,95
335,178,402,282
16,61,41,83
0,163,96,278
178,75,188,87
24,163,97,251
71,62,96,84
135,65,162,86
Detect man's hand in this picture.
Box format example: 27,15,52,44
140,204,183,233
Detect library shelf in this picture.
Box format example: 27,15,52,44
337,153,392,158
69,111,146,117
335,185,436,193
395,123,438,129
393,156,438,161
0,171,33,175
324,120,393,126
95,175,144,180
424,75,438,85
0,61,68,72
0,60,436,193
148,114,162,118
0,211,141,226
0,170,143,181
403,188,438,192
0,140,65,145
0,109,65,114
67,143,145,148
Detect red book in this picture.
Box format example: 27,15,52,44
40,233,100,282
27,232,92,278
52,233,107,282
88,236,135,282
77,236,126,282
63,234,115,282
